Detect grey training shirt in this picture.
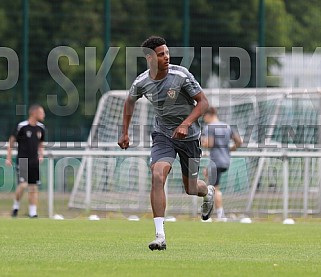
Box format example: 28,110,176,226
203,121,233,168
129,64,202,141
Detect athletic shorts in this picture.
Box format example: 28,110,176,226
207,163,227,187
150,131,201,179
16,158,40,185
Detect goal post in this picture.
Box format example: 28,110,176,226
68,88,321,217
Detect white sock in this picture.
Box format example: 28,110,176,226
13,200,20,210
29,205,37,217
154,217,165,237
217,207,224,219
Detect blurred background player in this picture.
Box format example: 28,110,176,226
6,104,45,218
118,36,214,250
201,107,242,220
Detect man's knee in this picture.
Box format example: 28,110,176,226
18,182,28,190
151,162,171,187
28,185,38,193
152,171,165,187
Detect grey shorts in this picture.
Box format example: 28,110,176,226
150,131,201,179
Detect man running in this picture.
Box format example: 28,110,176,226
118,36,214,250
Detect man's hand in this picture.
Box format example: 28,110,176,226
172,124,189,139
118,134,130,149
5,158,12,166
39,156,44,163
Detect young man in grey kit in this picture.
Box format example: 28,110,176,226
118,36,214,250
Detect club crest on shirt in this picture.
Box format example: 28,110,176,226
37,131,42,139
26,131,32,138
167,89,177,99
145,92,153,101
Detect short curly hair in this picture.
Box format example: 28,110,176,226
141,36,166,55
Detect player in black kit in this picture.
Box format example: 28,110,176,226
6,104,45,218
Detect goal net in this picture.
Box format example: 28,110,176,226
69,88,321,217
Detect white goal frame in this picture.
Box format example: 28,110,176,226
66,87,321,218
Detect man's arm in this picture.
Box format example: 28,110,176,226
38,141,44,162
6,136,15,166
118,96,136,149
230,132,243,151
38,127,45,162
201,135,214,148
172,91,209,139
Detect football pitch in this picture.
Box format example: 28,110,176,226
0,219,321,277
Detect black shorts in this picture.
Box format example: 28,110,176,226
207,163,227,186
150,131,201,179
16,158,40,185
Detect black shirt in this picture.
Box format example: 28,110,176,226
12,120,45,161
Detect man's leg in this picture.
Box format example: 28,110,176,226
181,162,215,221
182,176,208,197
214,168,227,219
28,161,40,218
207,165,226,219
148,132,176,250
149,161,171,251
177,140,215,220
182,175,215,221
12,160,29,217
15,182,28,201
28,184,38,217
151,161,171,217
12,182,28,217
214,185,224,219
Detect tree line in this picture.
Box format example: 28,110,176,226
0,0,320,140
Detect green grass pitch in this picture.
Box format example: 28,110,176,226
0,219,321,277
